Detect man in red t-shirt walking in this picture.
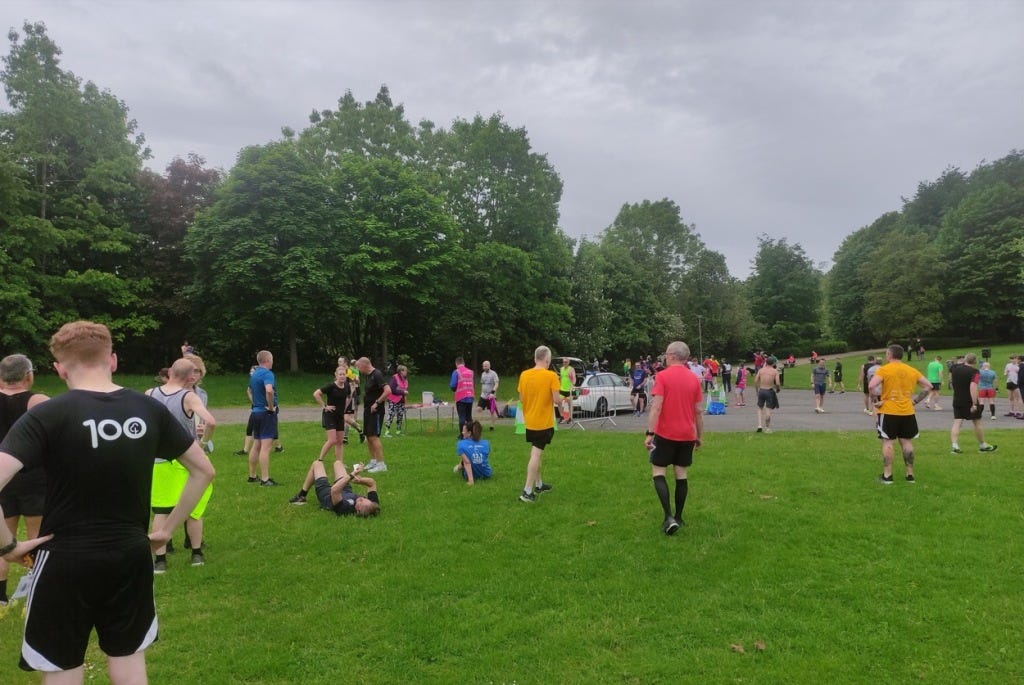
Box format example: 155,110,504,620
645,341,704,535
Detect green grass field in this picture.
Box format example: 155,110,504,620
2,419,1021,683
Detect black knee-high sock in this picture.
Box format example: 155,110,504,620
674,478,689,519
653,475,671,517
990,404,996,417
0,578,8,601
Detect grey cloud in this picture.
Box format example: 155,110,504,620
4,0,1023,276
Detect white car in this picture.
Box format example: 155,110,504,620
574,372,634,416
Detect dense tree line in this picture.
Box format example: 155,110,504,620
2,23,1021,375
826,155,1024,348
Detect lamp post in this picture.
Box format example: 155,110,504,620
697,315,704,362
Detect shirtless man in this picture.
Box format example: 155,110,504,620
753,356,781,433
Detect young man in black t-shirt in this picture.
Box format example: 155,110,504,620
288,459,381,515
949,353,998,454
357,357,390,473
0,321,215,681
0,353,49,606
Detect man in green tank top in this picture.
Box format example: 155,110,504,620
558,358,576,424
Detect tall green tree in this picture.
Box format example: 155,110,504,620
1,21,154,353
424,112,574,364
0,148,48,354
127,154,222,363
859,229,943,341
746,236,822,353
590,199,701,358
826,212,903,348
185,141,335,371
297,85,418,164
900,166,968,233
965,150,1024,196
566,239,613,361
676,248,758,359
601,199,702,289
328,154,458,363
935,182,1024,338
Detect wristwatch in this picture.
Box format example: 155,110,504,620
0,538,17,557
645,430,655,436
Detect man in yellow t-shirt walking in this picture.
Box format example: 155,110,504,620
517,346,561,503
868,344,933,484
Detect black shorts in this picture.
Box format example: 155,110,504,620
559,390,572,398
313,476,336,511
477,396,492,410
524,427,554,450
630,388,645,397
875,413,919,441
756,388,778,409
321,410,346,431
0,469,47,518
245,411,258,437
252,411,277,440
953,404,983,421
931,383,941,391
1007,382,1018,391
21,543,157,672
649,436,695,468
363,406,383,437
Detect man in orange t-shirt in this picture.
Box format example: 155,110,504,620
516,346,560,503
868,344,932,484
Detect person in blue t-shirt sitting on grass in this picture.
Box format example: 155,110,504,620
453,420,492,486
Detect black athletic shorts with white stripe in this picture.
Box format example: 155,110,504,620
875,413,919,441
20,542,157,672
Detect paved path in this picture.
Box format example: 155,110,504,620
213,390,1024,434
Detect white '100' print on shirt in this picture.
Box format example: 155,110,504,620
82,418,148,448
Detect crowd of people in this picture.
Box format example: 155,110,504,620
0,321,1019,682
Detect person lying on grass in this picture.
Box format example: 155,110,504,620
289,459,380,516
453,420,492,486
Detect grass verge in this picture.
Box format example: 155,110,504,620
1,422,1021,683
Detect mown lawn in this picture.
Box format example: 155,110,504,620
2,421,1021,683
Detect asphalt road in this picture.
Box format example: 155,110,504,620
212,389,1024,435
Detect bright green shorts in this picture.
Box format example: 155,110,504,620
151,460,213,518
152,460,187,509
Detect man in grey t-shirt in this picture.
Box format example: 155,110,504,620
477,361,500,430
811,359,830,414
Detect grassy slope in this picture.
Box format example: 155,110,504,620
2,420,1021,684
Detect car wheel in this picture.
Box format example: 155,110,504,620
595,397,609,417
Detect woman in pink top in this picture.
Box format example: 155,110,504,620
383,365,409,437
734,366,747,406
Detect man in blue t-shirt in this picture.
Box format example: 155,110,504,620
630,362,648,416
247,350,279,486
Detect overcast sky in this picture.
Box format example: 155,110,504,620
4,0,1022,276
